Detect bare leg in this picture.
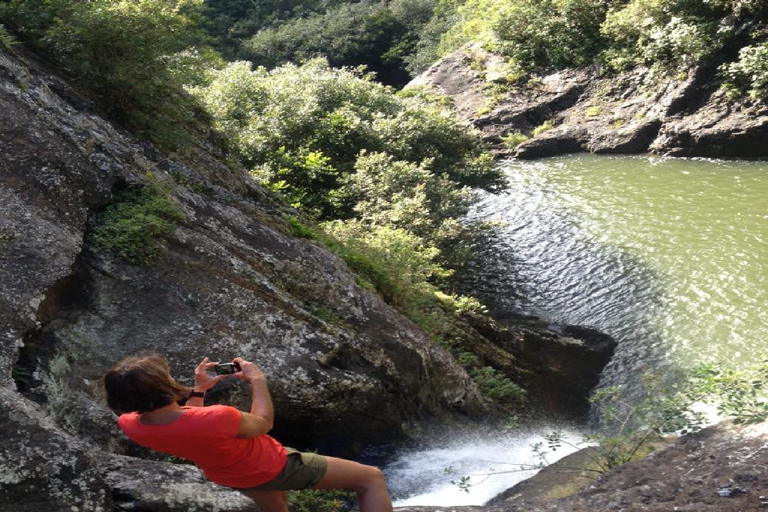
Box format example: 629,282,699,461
238,489,289,512
312,457,393,512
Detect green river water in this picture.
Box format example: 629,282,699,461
464,154,768,386
387,154,767,506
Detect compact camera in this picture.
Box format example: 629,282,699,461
214,362,241,375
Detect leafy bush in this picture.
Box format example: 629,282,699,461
600,0,768,72
721,42,768,100
601,0,715,70
435,0,612,72
89,181,186,265
502,131,529,148
0,0,216,148
322,219,451,307
190,58,500,221
469,366,526,405
532,119,557,137
343,151,474,239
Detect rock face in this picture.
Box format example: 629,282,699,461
396,422,768,512
0,45,483,510
462,314,616,421
408,44,768,159
0,46,614,510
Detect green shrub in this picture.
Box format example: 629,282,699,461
190,59,500,221
322,219,451,307
469,366,526,405
599,0,767,71
435,0,612,71
342,151,474,240
0,0,216,149
721,42,768,100
89,181,186,265
502,131,529,148
532,119,556,136
601,1,716,69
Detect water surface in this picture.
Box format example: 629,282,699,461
385,155,767,506
462,154,768,388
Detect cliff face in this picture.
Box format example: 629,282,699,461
408,44,768,160
0,45,486,510
0,44,618,510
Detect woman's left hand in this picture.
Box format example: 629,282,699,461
193,357,229,392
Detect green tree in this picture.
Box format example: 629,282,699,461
0,0,217,148
189,58,500,220
243,1,414,86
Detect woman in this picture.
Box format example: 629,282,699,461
104,353,393,512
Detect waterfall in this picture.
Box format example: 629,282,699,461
385,430,583,506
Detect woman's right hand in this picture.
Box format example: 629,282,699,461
232,357,266,383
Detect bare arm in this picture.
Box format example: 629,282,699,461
233,357,275,438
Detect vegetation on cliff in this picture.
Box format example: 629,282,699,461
2,0,763,417
0,0,526,412
198,0,767,97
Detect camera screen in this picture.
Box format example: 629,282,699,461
215,363,238,375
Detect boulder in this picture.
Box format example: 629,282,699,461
410,45,768,159
463,314,617,420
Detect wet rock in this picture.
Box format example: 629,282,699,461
463,314,617,420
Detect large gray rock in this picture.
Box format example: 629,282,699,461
0,45,488,509
409,45,768,159
461,313,616,421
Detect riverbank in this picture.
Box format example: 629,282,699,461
408,44,768,160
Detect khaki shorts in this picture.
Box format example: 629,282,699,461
237,448,328,492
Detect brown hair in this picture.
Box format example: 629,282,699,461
104,354,190,414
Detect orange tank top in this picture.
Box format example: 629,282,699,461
118,404,287,488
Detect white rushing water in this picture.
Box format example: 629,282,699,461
385,431,583,507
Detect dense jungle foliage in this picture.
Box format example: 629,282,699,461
0,0,766,413
197,0,768,89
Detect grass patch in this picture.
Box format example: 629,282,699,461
610,118,626,129
502,131,529,148
532,119,556,137
585,106,602,117
89,179,185,265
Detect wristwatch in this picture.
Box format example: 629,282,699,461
189,391,205,398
